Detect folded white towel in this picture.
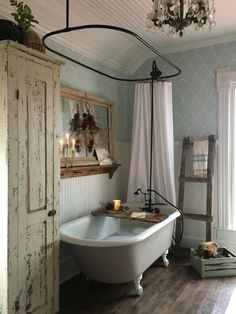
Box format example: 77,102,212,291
131,212,146,219
193,140,208,177
95,148,113,165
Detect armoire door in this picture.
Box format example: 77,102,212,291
8,50,60,314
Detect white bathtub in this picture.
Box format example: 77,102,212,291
60,205,180,295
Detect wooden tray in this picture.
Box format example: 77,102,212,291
91,209,168,223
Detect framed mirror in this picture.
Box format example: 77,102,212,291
60,86,116,177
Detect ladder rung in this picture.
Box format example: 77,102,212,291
183,213,213,222
179,176,208,183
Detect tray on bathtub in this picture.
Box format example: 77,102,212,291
91,209,168,223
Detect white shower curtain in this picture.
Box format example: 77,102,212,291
127,81,176,205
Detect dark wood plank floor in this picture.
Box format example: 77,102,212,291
59,248,236,314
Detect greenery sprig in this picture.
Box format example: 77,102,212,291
10,0,39,31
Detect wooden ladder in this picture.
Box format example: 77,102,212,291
176,135,216,242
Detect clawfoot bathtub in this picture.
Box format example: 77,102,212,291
60,206,180,295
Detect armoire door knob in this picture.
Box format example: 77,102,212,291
48,209,57,217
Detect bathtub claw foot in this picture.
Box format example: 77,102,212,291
162,249,169,267
133,274,143,296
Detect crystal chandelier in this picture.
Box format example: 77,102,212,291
147,0,216,37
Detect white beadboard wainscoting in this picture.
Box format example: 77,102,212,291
60,141,131,282
60,142,131,225
60,174,118,224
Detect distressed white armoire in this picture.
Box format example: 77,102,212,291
0,41,62,314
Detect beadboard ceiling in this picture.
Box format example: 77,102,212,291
1,0,236,75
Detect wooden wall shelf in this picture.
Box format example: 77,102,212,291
60,164,121,179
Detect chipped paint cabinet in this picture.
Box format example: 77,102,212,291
0,41,61,314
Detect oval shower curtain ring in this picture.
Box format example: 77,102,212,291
42,0,181,82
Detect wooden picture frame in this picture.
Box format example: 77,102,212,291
60,86,119,179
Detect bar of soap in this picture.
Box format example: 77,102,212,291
131,212,146,218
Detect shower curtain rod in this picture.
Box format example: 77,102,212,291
42,0,181,82
42,0,183,241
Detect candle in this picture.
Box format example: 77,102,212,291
71,139,75,166
113,199,121,211
66,133,69,146
65,134,69,158
59,139,63,153
71,139,75,151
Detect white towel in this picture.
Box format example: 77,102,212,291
193,140,208,177
95,148,113,165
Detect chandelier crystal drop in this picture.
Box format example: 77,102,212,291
146,0,216,37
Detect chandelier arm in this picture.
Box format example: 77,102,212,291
42,24,181,82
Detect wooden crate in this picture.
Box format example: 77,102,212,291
190,248,236,278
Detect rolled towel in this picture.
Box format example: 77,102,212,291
193,140,208,177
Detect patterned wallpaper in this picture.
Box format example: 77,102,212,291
135,40,236,141
50,39,236,142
